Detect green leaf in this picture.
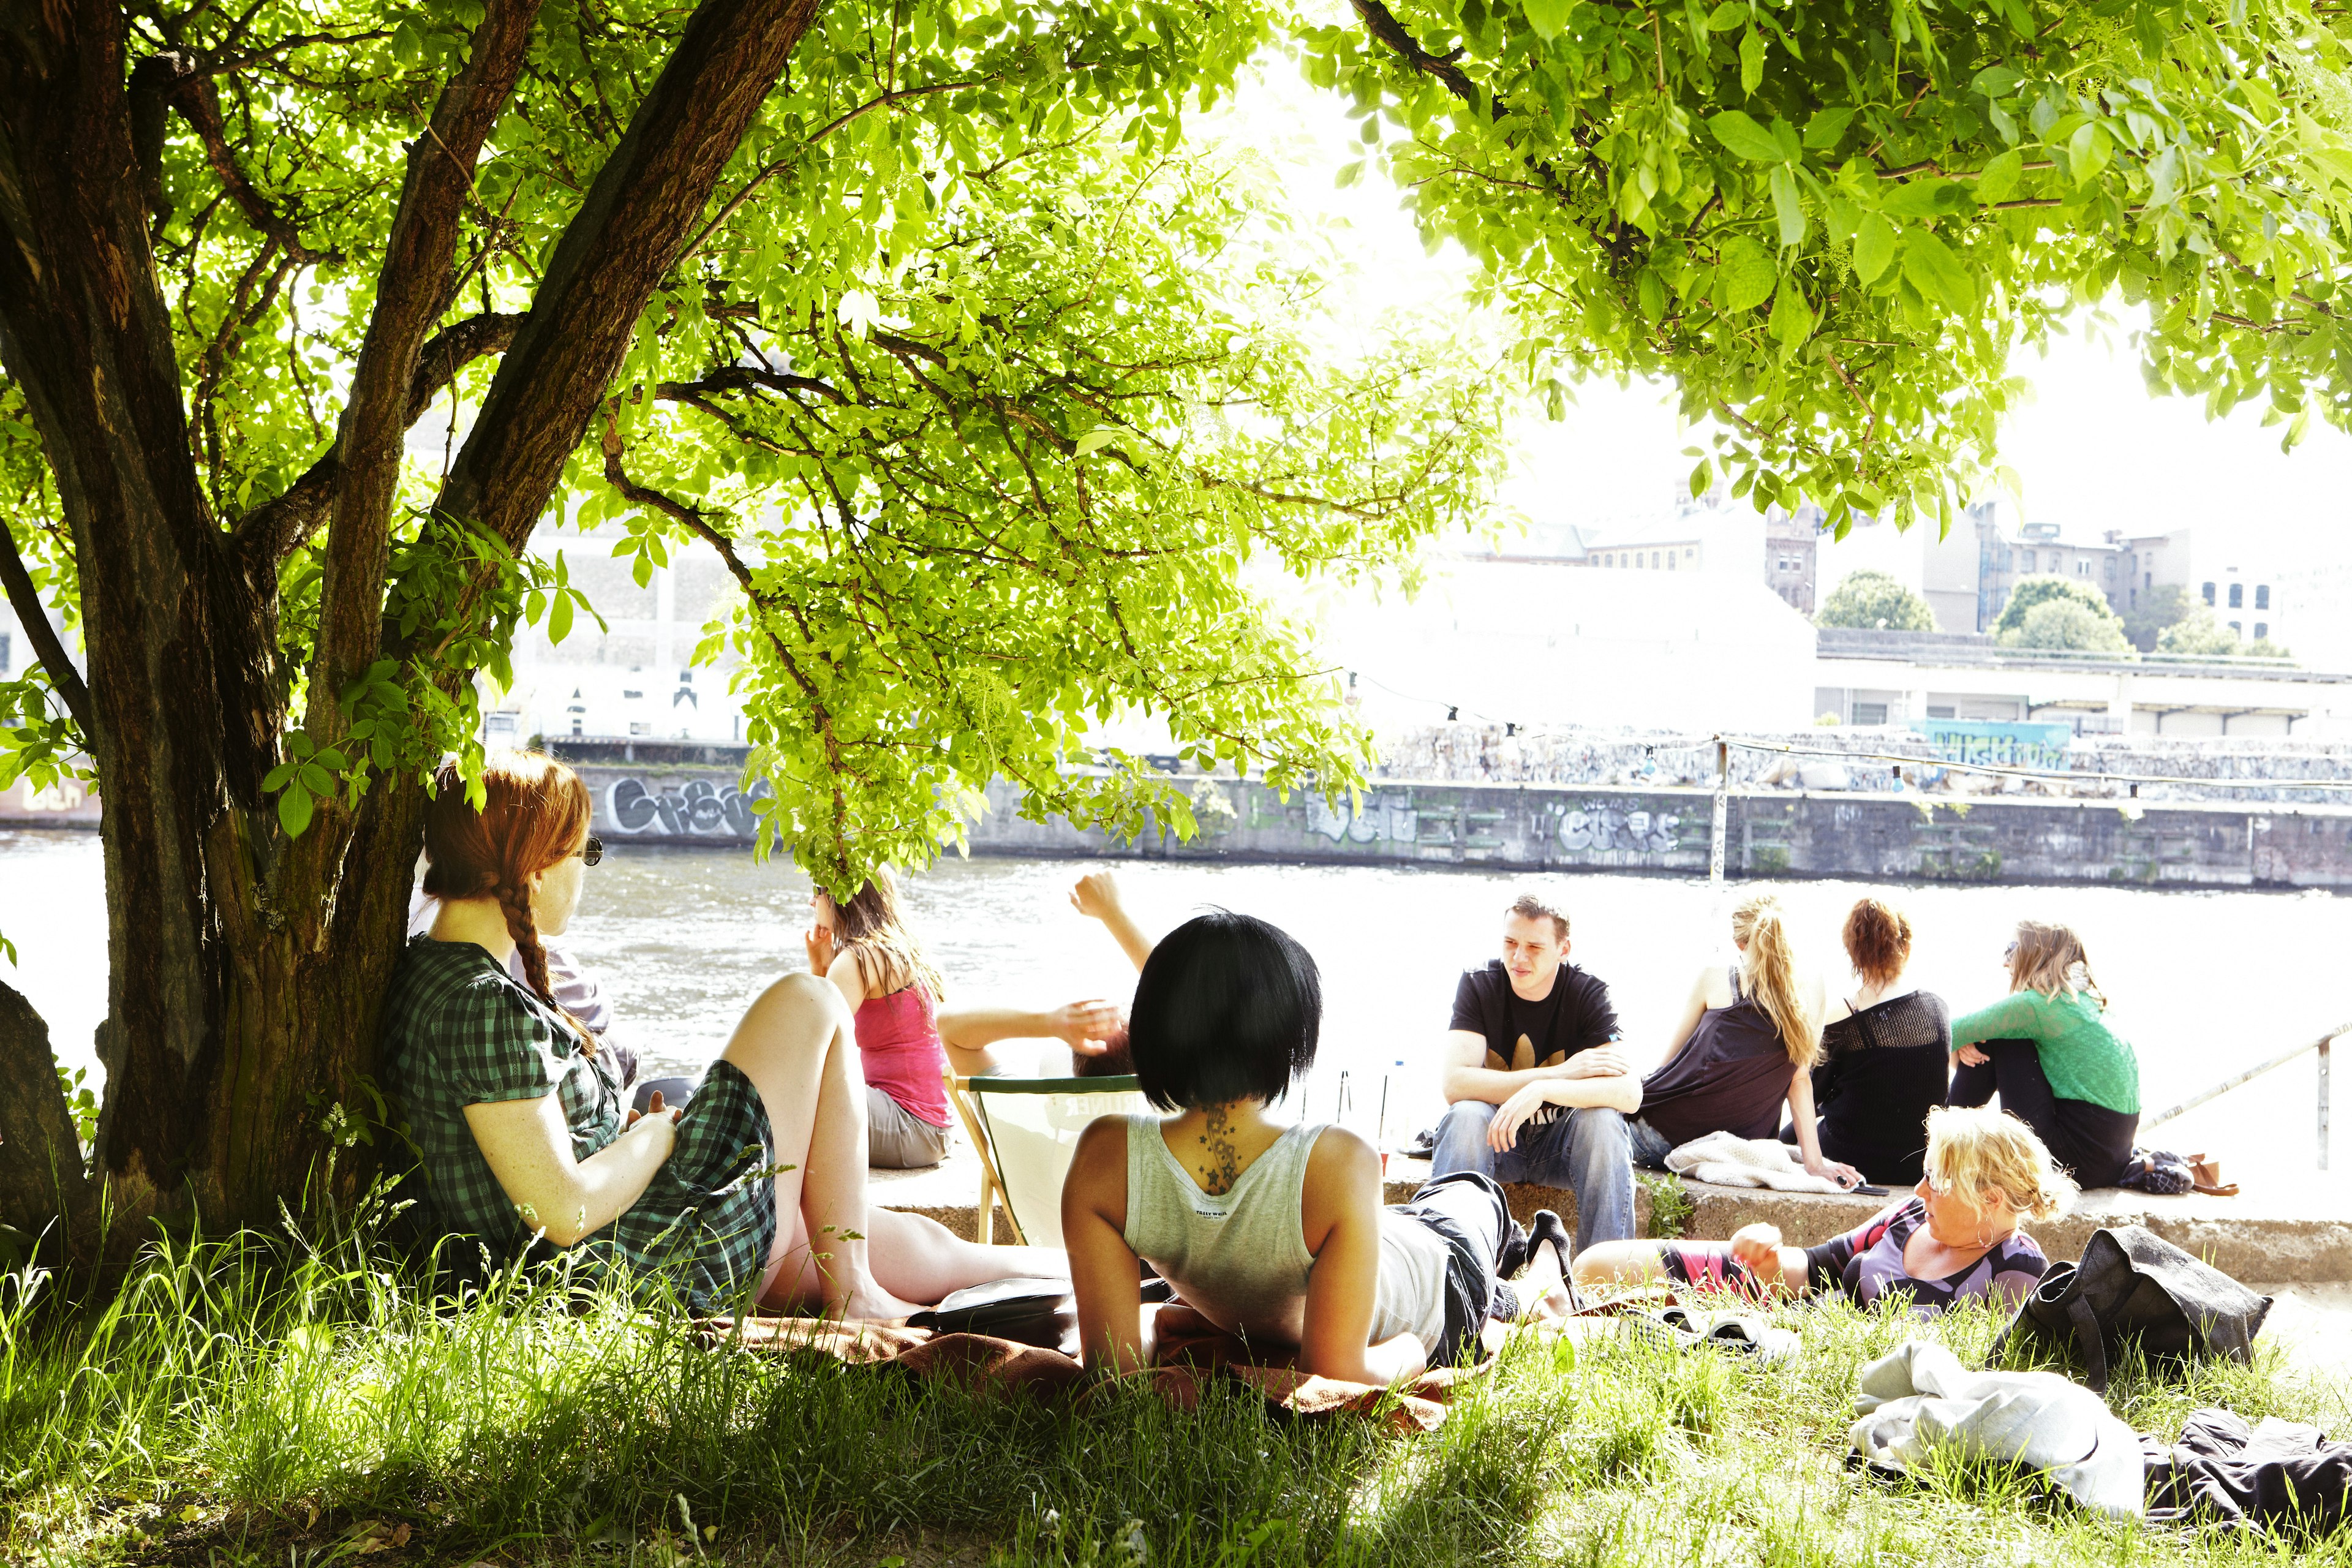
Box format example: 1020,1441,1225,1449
1803,107,1856,150
1074,429,1119,455
1708,110,1787,163
1770,165,1806,247
1637,268,1667,322
1706,1,1748,31
1523,0,1574,41
1739,27,1765,96
1853,213,1898,282
1901,228,1976,310
278,783,315,839
1717,236,1778,311
1880,179,1953,219
1976,149,2024,203
1972,65,2024,98
2069,121,2111,183
1769,281,1813,352
549,591,575,644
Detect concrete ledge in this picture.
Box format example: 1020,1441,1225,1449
872,1147,2352,1281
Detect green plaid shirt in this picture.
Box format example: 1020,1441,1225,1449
381,937,776,1310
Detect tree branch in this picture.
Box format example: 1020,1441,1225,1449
234,311,526,572
431,0,826,556
1349,0,1477,106
304,0,545,743
140,49,342,265
657,363,849,404
0,521,93,733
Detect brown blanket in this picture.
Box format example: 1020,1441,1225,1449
695,1306,1515,1433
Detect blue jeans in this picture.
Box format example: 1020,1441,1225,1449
1431,1101,1668,1254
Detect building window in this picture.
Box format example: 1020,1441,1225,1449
1685,547,1697,559
2256,585,2270,609
1852,703,1890,725
2228,582,2244,608
2256,622,2269,639
1928,705,1957,720
621,688,644,699
629,721,652,736
2203,581,2216,604
0,632,9,673
1667,552,1676,570
2145,573,2152,589
2022,550,2037,571
1652,552,1662,568
2230,620,2242,635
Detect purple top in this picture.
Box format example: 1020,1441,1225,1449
1803,1197,2048,1314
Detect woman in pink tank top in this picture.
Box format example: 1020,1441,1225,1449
805,869,956,1168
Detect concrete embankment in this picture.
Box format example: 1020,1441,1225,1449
874,1148,2352,1283
566,758,2352,891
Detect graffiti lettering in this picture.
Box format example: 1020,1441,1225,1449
1306,791,1419,844
605,775,774,840
1558,803,1683,856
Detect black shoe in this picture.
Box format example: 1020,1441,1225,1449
1525,1209,1582,1312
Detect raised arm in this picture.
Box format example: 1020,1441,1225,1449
1063,1116,1152,1373
463,1092,678,1246
935,999,1123,1077
1298,1127,1424,1385
1071,870,1155,971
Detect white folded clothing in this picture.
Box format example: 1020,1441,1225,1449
1664,1129,1848,1194
1849,1339,2145,1520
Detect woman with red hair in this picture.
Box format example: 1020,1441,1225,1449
380,752,1057,1316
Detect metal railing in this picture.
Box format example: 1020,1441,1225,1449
2144,1023,2345,1172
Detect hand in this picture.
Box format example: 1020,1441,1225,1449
1069,870,1123,922
1956,1042,1989,1067
802,923,835,977
624,1091,682,1159
1046,999,1124,1048
1805,1155,1864,1189
1727,1223,1783,1275
1488,1083,1554,1153
1560,1044,1634,1079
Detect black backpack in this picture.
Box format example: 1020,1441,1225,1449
1994,1224,2271,1393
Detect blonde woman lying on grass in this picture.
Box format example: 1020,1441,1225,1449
1574,1106,2070,1316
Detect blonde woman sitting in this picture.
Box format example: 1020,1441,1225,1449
1574,1106,2070,1316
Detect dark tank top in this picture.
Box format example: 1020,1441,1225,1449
1639,967,1798,1145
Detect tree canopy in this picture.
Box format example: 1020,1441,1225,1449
1,0,1500,896
2010,597,2129,652
1303,0,2352,534
1992,575,2124,641
1817,568,1934,630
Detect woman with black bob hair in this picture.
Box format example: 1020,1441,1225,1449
1063,910,1578,1381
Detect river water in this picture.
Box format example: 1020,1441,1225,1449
4,828,2343,1180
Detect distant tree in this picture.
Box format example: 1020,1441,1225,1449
2158,609,2290,660
1817,570,1935,631
1994,577,2125,643
2158,609,2239,655
2122,583,2196,652
2013,600,2130,653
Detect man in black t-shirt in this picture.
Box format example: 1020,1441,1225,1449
1429,892,1644,1254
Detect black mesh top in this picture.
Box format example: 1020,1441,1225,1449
1811,990,1953,1185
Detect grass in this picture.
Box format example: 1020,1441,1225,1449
3,1196,2349,1567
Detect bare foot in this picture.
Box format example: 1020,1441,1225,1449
839,1282,923,1323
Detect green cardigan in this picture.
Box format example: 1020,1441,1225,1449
1950,988,2141,1115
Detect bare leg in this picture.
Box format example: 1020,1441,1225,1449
1571,1239,1673,1291
722,973,918,1321
865,1208,1067,1302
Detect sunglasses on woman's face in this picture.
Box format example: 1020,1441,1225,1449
2002,940,2018,961
570,835,604,867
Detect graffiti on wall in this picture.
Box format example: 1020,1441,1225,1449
604,775,774,839
1555,802,1685,856
1305,792,1419,844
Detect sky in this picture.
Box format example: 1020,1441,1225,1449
1204,45,2352,568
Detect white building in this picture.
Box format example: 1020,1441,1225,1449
1327,556,1819,734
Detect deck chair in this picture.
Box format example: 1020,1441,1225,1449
943,1069,1151,1246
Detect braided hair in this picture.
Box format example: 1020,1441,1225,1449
422,752,598,1051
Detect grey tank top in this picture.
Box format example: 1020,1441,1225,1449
1121,1115,1447,1352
